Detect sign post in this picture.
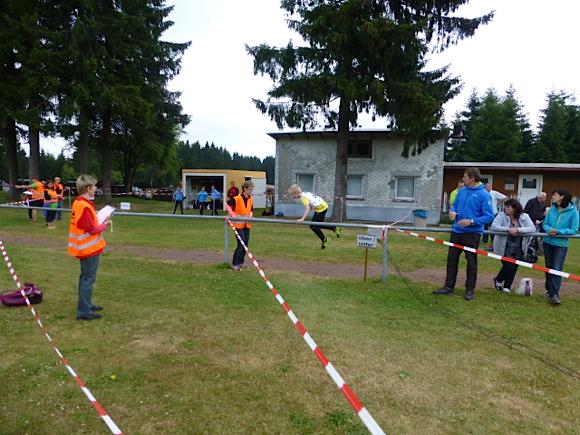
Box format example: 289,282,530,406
357,234,378,282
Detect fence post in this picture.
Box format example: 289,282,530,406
224,218,229,265
382,230,388,283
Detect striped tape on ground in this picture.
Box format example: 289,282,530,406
224,214,386,435
0,241,123,434
394,228,580,282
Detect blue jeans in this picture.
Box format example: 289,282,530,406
543,242,567,297
77,254,100,317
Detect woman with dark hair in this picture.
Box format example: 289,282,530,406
542,189,579,305
491,198,535,292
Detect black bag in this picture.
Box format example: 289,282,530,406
524,244,538,264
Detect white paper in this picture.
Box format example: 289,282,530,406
97,205,116,225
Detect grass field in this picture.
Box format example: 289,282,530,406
1,198,579,434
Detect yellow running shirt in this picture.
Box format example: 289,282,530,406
300,192,328,213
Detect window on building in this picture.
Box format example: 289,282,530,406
347,175,364,199
481,174,493,186
296,173,314,193
395,177,415,200
347,140,372,158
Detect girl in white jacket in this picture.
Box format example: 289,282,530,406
491,198,535,292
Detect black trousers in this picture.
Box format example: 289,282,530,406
28,199,43,219
310,209,335,242
444,232,481,291
233,228,250,266
173,200,183,214
199,202,207,215
496,260,519,289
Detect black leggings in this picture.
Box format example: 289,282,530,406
310,209,336,242
496,260,519,289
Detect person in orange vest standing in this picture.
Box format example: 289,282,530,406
67,175,112,321
53,176,65,220
43,180,59,229
227,180,254,271
15,178,45,223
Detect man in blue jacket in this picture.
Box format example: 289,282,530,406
434,167,494,300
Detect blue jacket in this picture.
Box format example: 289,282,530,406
543,203,579,248
173,189,184,202
210,188,221,200
451,183,494,234
196,191,208,203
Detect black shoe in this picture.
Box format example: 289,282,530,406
433,287,454,295
321,237,328,249
464,289,474,301
91,305,103,312
77,313,102,321
549,295,561,305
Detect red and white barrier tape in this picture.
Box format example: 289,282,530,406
1,199,31,206
224,212,385,434
394,229,580,282
0,241,123,434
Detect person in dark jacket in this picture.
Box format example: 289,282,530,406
524,192,547,224
434,167,494,301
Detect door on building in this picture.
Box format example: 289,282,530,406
518,174,543,206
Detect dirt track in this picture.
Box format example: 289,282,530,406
2,232,579,295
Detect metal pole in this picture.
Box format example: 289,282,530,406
224,218,229,265
382,230,388,283
364,248,368,282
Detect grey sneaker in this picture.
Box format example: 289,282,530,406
433,287,454,295
464,289,474,301
549,294,561,305
493,277,504,291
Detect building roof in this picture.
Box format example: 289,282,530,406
444,162,580,171
267,129,444,141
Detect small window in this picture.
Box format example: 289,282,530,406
395,177,415,200
481,174,493,186
296,173,314,193
347,175,364,199
347,140,372,158
522,178,537,189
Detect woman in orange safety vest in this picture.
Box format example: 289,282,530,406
43,180,59,229
227,180,254,271
15,178,45,222
68,175,112,321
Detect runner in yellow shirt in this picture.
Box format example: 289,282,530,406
288,184,341,249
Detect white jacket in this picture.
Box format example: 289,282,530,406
491,211,535,257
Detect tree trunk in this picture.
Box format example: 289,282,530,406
331,96,350,222
28,125,40,181
100,109,112,201
78,110,90,174
5,119,20,200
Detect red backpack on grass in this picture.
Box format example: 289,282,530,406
0,283,42,307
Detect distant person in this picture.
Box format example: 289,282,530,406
227,180,254,271
433,167,494,301
43,180,59,229
227,181,239,200
210,185,221,215
288,184,341,249
448,180,464,209
482,183,507,249
524,192,547,255
15,178,45,223
196,187,208,215
67,175,112,321
491,199,535,293
542,189,579,305
53,176,65,220
172,185,185,214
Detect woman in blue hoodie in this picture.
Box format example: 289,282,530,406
542,189,579,305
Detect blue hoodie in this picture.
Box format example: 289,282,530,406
450,183,494,234
543,203,579,248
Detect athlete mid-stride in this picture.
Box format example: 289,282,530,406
288,184,341,249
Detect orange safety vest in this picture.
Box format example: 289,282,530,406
54,183,64,199
232,194,253,229
32,182,45,200
67,199,106,258
45,188,58,202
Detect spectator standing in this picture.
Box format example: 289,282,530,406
288,184,341,249
524,192,547,254
228,180,254,271
43,180,59,229
448,180,464,209
67,175,112,321
433,167,494,301
542,189,579,305
53,177,65,220
482,183,507,249
16,178,45,223
210,185,221,215
227,181,239,200
196,187,208,215
172,185,185,214
491,199,535,293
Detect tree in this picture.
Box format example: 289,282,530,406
535,91,572,162
247,0,493,220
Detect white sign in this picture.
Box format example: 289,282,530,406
120,202,131,210
357,234,378,249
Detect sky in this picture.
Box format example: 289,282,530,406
42,0,580,159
